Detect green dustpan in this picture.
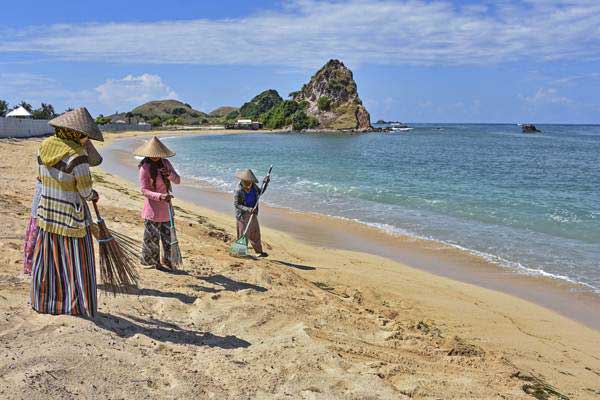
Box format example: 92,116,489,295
229,234,249,257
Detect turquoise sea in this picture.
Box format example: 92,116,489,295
162,124,600,292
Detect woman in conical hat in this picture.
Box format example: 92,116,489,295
134,136,180,271
23,139,102,276
234,169,269,257
30,107,103,317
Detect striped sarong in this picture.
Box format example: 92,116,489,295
22,217,39,275
31,226,97,317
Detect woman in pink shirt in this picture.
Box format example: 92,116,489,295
134,137,180,271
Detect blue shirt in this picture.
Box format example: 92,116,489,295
244,186,258,208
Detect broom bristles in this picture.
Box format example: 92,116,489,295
91,222,140,259
96,220,139,295
169,226,182,268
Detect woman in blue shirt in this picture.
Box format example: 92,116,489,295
234,169,268,257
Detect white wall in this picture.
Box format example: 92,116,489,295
101,123,152,132
0,117,53,138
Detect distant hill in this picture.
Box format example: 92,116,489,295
208,106,238,117
237,90,283,119
225,60,372,131
104,60,372,131
108,99,208,126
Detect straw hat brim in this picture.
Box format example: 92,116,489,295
84,140,103,167
133,136,176,158
235,169,258,183
48,107,104,142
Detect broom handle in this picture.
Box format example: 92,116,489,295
242,213,256,237
92,200,102,221
168,200,175,228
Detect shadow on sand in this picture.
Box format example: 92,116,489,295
272,260,317,271
197,274,268,293
94,313,251,349
98,284,197,304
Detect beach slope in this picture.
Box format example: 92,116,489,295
0,138,599,399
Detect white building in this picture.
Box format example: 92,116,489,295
6,106,32,118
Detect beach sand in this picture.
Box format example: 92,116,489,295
1,135,600,399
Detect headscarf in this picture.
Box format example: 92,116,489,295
39,128,85,167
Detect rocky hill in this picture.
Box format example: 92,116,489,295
293,60,372,130
222,61,372,132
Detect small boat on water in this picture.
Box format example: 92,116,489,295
520,123,541,133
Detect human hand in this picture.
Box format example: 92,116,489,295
90,190,99,202
160,193,173,202
159,167,170,179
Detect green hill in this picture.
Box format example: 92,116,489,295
237,90,283,119
108,100,208,126
208,106,238,117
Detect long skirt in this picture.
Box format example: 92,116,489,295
24,180,43,275
22,217,39,275
140,220,171,267
237,213,263,253
31,227,97,317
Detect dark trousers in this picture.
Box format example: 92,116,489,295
141,220,171,266
237,213,263,254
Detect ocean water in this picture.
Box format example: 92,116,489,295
162,124,600,292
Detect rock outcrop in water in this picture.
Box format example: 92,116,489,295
292,60,373,131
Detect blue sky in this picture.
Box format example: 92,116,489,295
1,0,599,123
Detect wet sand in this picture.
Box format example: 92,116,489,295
103,132,600,331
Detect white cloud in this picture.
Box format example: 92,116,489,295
523,87,574,105
1,0,599,67
95,74,178,111
0,72,178,115
550,73,600,86
0,72,96,109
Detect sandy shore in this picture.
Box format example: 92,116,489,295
104,132,600,331
1,135,600,399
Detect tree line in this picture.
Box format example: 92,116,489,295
0,100,72,120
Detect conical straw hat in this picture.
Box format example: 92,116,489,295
84,140,103,167
133,136,176,158
235,169,258,183
48,107,104,141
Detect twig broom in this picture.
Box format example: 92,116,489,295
163,170,183,269
90,223,141,261
168,200,183,268
92,201,139,293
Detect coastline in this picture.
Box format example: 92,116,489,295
2,134,600,398
102,130,600,331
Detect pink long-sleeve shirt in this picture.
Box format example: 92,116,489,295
139,159,181,222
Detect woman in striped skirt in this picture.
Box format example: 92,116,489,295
23,140,102,276
31,107,103,318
